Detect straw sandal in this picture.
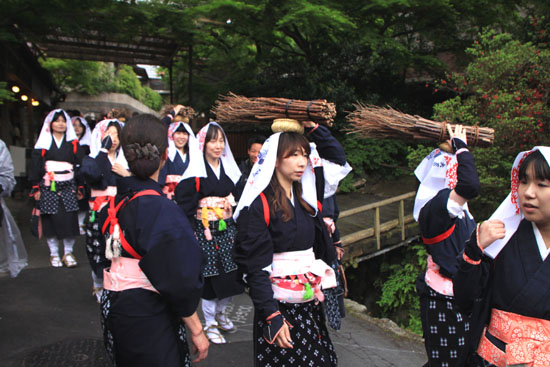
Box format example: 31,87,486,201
50,255,63,268
92,287,103,304
204,325,226,344
215,312,237,333
62,253,78,268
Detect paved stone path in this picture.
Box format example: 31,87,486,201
1,194,427,366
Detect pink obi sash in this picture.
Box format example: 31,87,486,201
478,309,550,367
103,257,159,294
43,160,74,184
196,194,236,221
162,174,182,200
425,255,454,296
269,248,336,304
89,186,117,211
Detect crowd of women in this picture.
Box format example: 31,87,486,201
24,104,550,367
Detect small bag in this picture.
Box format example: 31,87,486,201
30,206,42,239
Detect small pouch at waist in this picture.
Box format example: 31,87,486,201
103,257,159,294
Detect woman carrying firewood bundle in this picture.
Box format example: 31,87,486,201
234,119,346,367
414,124,481,367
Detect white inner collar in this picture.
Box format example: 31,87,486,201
209,161,221,179
53,135,64,148
533,222,550,261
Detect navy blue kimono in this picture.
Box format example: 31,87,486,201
100,176,204,367
174,159,244,300
80,151,127,280
235,125,343,367
416,155,479,367
454,219,550,363
158,151,189,186
29,138,85,239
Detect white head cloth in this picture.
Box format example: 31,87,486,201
34,109,78,150
71,116,92,147
413,148,462,221
196,122,241,184
484,146,550,258
234,132,320,220
323,160,352,198
167,121,207,180
89,119,128,169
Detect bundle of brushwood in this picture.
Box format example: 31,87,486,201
211,92,336,126
178,106,195,119
346,103,494,146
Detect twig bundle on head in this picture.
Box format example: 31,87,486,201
346,104,494,146
178,106,195,119
211,92,336,127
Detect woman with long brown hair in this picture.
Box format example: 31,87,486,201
234,120,346,367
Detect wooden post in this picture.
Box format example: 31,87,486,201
375,207,380,250
399,200,405,241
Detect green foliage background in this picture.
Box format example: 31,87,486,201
3,0,549,334
39,60,164,111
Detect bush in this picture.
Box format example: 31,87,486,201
375,241,427,335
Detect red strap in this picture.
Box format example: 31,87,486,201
422,224,456,245
101,190,161,260
195,177,200,192
41,149,46,158
259,192,270,227
317,200,323,212
120,230,143,260
72,140,78,154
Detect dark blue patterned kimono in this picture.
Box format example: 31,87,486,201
99,176,204,367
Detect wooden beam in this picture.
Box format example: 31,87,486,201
339,191,416,218
341,214,415,245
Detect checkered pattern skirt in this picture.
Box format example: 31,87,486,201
254,301,337,367
420,287,470,367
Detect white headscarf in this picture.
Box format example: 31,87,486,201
89,119,128,169
484,146,550,258
413,148,465,221
34,109,78,150
234,132,320,220
71,116,92,147
196,122,241,184
323,160,352,197
167,121,207,180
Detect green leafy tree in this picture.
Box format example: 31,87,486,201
426,29,550,218
0,82,16,105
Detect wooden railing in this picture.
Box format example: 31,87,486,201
340,191,417,252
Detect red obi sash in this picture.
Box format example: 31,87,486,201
478,309,550,367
